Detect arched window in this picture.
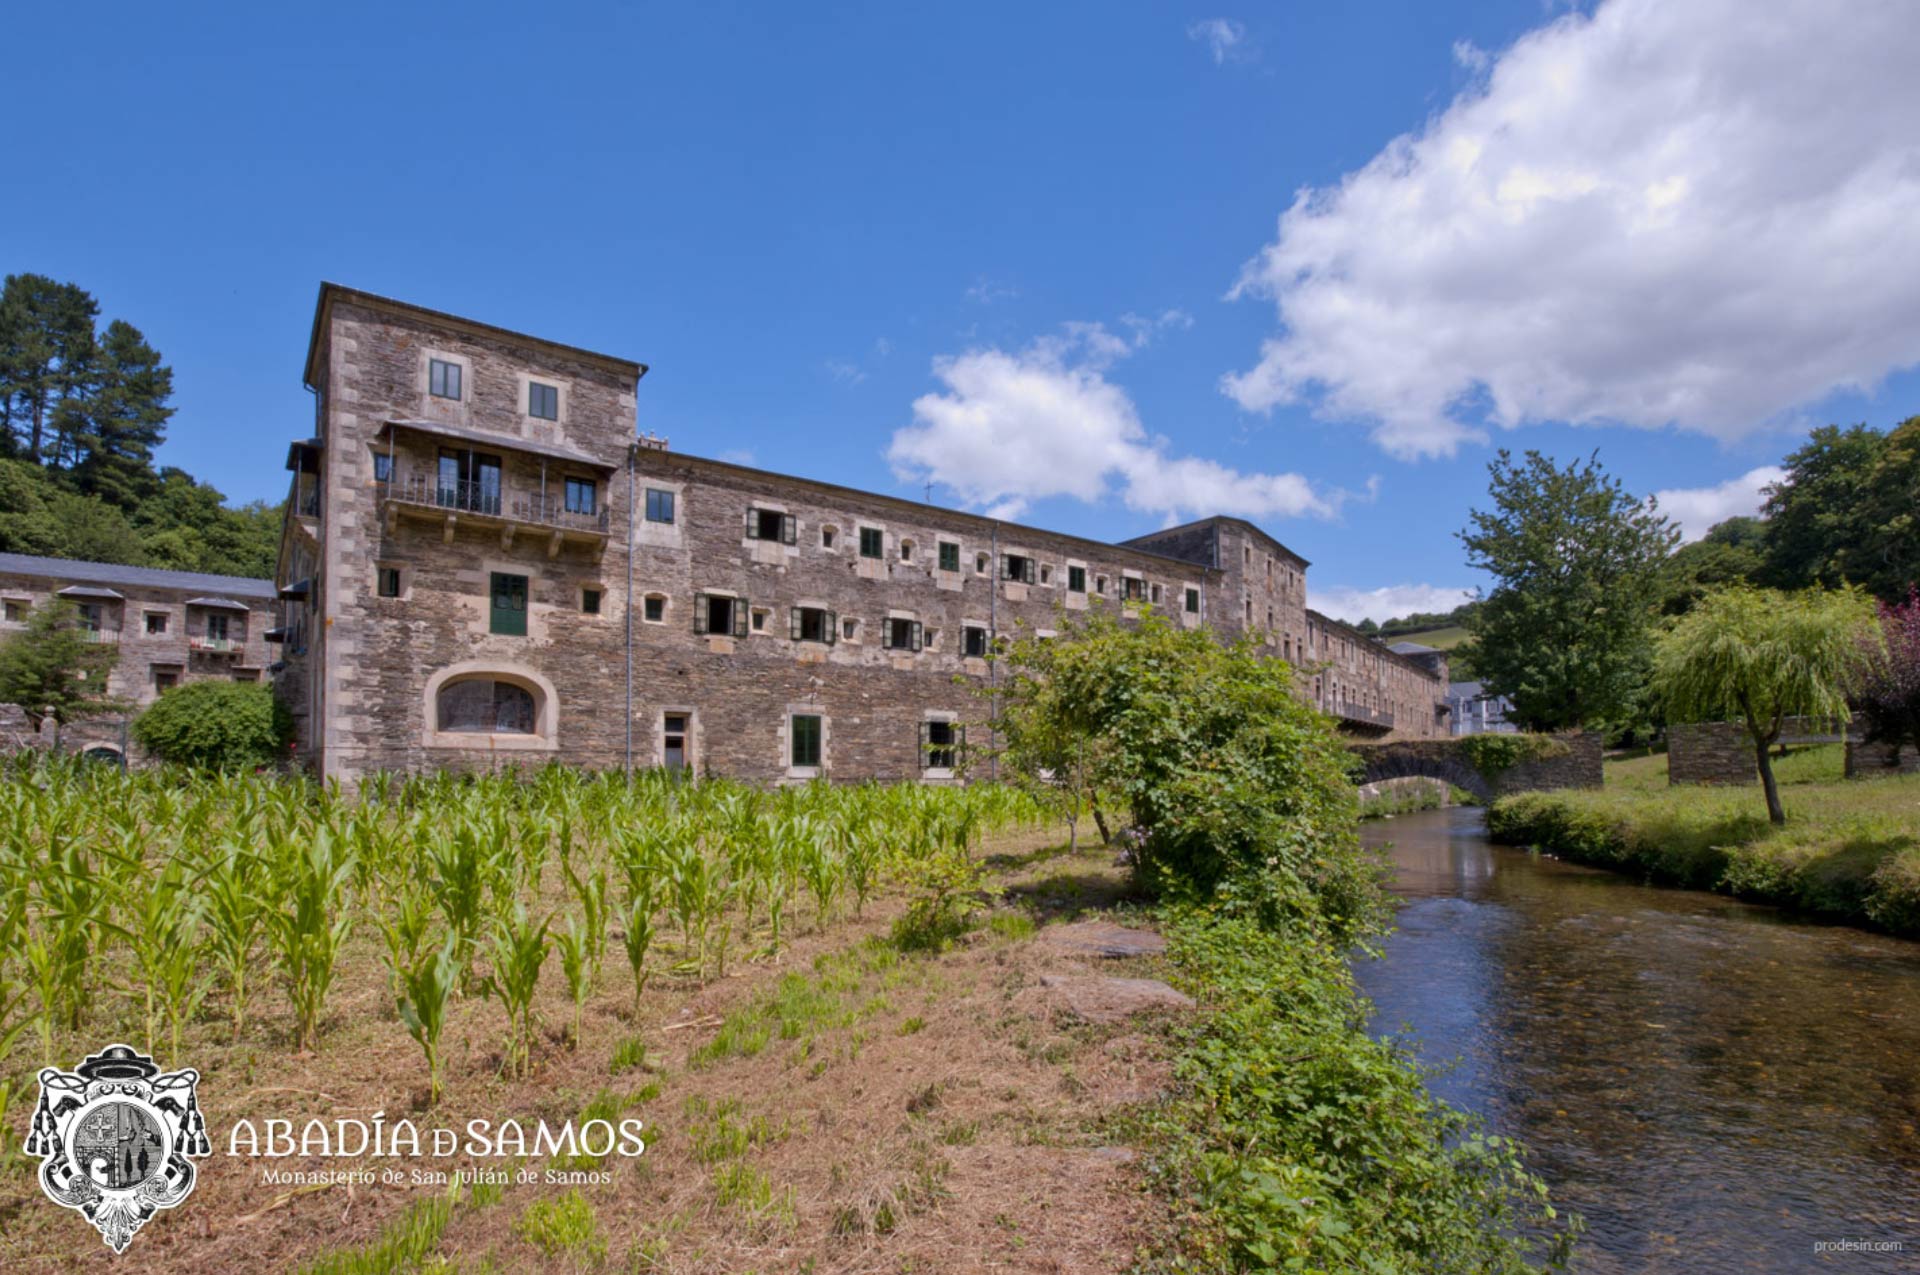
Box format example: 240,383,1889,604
436,676,537,734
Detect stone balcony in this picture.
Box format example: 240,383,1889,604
1331,700,1395,734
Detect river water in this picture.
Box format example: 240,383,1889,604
1355,806,1920,1272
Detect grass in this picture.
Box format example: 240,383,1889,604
1384,624,1471,650
1489,742,1920,933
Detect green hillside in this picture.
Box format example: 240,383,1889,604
1387,624,1470,651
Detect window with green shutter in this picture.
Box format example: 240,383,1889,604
1068,565,1087,592
490,573,528,635
938,541,960,572
859,527,884,559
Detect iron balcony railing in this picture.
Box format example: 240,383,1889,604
80,628,122,645
383,472,611,535
190,635,240,654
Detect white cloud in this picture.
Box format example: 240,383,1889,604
1654,465,1784,542
888,323,1339,524
1309,583,1477,626
825,360,867,386
717,448,756,466
1224,0,1920,459
964,277,1019,305
1187,18,1249,65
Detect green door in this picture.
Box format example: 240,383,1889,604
490,573,528,635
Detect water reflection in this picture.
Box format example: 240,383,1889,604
1357,806,1920,1273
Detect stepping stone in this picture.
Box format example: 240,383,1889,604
1041,920,1167,959
1039,973,1194,1025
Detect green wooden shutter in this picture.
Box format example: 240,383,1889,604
733,599,750,638
490,573,527,635
781,514,797,545
790,607,804,640
825,611,837,645
693,594,710,634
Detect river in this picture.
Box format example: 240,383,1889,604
1356,806,1920,1272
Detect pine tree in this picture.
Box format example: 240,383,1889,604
70,319,173,506
0,274,99,464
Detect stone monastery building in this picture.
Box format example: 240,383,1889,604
270,284,1448,783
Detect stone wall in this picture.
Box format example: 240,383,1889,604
1844,737,1920,778
1667,716,1845,785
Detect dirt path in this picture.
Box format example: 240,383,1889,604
2,835,1188,1274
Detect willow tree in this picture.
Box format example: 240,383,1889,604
1652,586,1874,824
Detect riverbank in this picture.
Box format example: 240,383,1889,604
1488,746,1920,934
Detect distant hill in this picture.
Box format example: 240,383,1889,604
1387,625,1470,651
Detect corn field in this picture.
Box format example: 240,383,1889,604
0,759,1047,1119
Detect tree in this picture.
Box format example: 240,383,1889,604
130,681,292,771
0,274,100,464
1762,423,1888,593
1459,449,1678,731
1855,417,1920,602
1854,589,1920,764
0,599,123,747
1659,516,1768,616
1652,586,1874,825
68,320,173,507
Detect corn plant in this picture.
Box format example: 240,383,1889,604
269,828,356,1051
122,859,210,1060
562,857,610,991
377,880,438,1009
199,845,267,1039
619,875,661,1012
553,915,592,1049
396,934,460,1105
479,903,551,1077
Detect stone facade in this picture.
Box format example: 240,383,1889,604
276,284,1451,785
1843,736,1919,779
0,553,277,759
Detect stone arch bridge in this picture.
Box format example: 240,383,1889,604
1348,732,1602,802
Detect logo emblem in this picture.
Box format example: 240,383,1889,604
23,1044,210,1252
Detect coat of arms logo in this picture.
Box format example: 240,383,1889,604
23,1043,210,1252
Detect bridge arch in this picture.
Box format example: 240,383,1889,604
1352,748,1493,803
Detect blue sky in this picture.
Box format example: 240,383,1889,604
8,1,1918,621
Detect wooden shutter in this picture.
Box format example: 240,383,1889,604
825,611,838,645
489,573,527,636
745,509,761,539
733,599,750,638
908,620,923,652
790,607,804,640
692,594,710,635
781,514,797,545
918,720,931,768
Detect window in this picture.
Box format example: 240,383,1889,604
1068,566,1086,593
490,572,528,636
747,507,797,544
429,358,462,400
751,607,769,632
1039,565,1052,585
645,488,676,523
438,448,502,514
841,617,859,641
377,567,402,598
76,602,103,631
1123,577,1146,602
922,720,962,771
693,593,749,638
643,594,666,623
372,451,393,483
582,587,603,615
1001,554,1036,584
963,625,989,658
791,606,836,644
821,526,838,549
3,600,24,623
663,713,691,772
975,552,990,574
152,668,178,693
1095,574,1108,595
436,677,536,734
564,478,596,516
884,617,923,651
938,541,960,572
790,714,823,768
900,539,914,562
529,381,559,420
1151,584,1163,605
1185,588,1201,614
145,611,168,635
859,527,884,559
205,613,231,642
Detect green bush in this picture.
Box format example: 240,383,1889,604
130,680,292,771
1458,732,1569,777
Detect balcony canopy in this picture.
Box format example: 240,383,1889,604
185,596,252,611
377,419,615,471
56,585,124,601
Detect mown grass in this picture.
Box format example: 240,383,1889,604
1490,744,1920,933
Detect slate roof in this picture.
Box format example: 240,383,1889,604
0,553,275,600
